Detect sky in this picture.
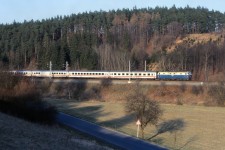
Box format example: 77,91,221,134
1,0,225,24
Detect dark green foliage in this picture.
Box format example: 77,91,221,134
0,6,225,72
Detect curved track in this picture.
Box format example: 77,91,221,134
35,78,208,86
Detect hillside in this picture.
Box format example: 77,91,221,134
1,6,225,81
0,112,113,150
149,32,225,81
167,32,225,52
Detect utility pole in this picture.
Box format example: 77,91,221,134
49,61,52,78
128,60,131,83
144,60,146,71
49,61,52,71
66,61,69,71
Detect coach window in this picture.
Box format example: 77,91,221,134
122,73,124,75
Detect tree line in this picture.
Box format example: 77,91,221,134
1,6,225,80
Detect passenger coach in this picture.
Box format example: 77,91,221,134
10,70,192,80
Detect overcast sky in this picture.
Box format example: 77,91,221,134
1,0,225,24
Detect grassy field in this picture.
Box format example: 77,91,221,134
0,112,114,150
45,98,225,150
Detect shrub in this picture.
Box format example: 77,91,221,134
80,86,101,100
0,72,57,124
191,85,204,95
176,96,183,105
101,78,112,88
72,82,86,99
179,84,186,93
208,83,225,107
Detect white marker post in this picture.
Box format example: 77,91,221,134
136,119,141,138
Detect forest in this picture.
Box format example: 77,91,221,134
1,5,225,81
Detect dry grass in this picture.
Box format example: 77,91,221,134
167,32,224,52
45,98,225,150
0,112,114,150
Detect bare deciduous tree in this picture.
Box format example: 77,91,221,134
125,83,163,138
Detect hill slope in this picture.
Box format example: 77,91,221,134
0,112,113,150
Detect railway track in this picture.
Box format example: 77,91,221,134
32,78,218,86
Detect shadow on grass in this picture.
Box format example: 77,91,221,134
55,102,112,124
148,118,186,141
99,113,134,128
147,118,197,149
47,98,134,129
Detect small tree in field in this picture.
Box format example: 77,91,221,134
125,83,163,138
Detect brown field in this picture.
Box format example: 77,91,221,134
45,98,225,150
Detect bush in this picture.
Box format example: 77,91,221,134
179,84,186,93
0,72,57,124
191,85,204,95
72,82,86,99
80,86,101,100
208,83,225,107
101,78,112,88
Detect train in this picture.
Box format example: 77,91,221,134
11,70,192,80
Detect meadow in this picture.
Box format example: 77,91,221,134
45,98,225,150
